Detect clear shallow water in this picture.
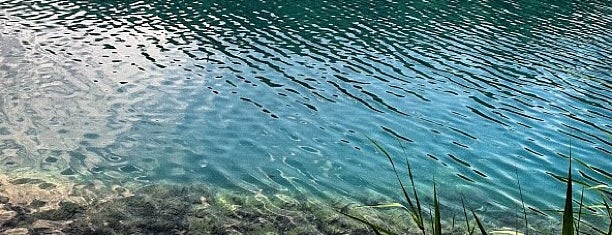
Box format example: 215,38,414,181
0,0,610,231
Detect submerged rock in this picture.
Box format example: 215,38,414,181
0,179,377,234
0,171,569,234
1,228,28,235
34,201,84,221
0,196,9,204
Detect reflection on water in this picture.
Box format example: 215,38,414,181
1,0,610,232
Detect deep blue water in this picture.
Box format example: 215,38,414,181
1,0,610,231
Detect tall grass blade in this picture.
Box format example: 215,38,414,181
576,186,584,234
368,138,421,226
434,180,442,235
429,204,435,234
603,198,611,235
461,195,474,235
515,167,528,235
406,158,425,234
397,140,425,234
562,150,574,235
471,209,488,235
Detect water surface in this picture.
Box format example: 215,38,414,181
1,0,610,232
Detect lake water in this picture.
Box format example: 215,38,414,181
1,0,610,233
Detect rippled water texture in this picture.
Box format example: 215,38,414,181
1,0,610,231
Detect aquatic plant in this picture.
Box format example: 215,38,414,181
336,138,490,234
561,150,574,235
515,166,528,235
338,139,612,235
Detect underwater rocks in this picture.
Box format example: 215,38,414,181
0,171,575,234
0,175,376,235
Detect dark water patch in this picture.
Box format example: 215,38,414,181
10,178,45,185
578,170,608,186
448,154,471,168
0,196,9,204
498,107,545,122
427,154,439,161
456,174,475,183
449,127,477,140
595,146,612,154
590,166,612,179
327,80,383,113
299,146,320,154
524,147,544,157
466,106,509,127
68,151,86,161
119,165,141,173
452,141,470,149
37,182,56,190
469,95,496,110
558,129,597,145
472,169,488,178
60,168,76,176
90,166,105,174
0,128,10,135
381,126,413,143
516,122,533,129
561,123,612,147
564,113,612,138
29,199,46,208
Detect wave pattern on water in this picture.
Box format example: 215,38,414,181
1,0,611,230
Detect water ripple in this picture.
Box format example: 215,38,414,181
1,0,610,230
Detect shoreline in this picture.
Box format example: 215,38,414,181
0,170,582,234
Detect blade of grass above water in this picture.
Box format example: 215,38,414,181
356,138,609,234
577,187,584,234
604,199,611,235
562,148,574,235
471,209,488,235
398,138,426,234
406,158,425,234
515,166,528,235
368,137,421,227
461,195,474,235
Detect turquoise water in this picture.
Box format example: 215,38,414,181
1,0,610,232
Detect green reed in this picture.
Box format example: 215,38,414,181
514,165,529,235
562,150,574,235
338,139,612,235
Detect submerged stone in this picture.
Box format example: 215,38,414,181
2,204,35,228
60,168,76,176
9,178,44,185
0,195,9,204
37,182,56,190
29,199,47,208
34,201,84,221
44,157,58,163
1,228,28,234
